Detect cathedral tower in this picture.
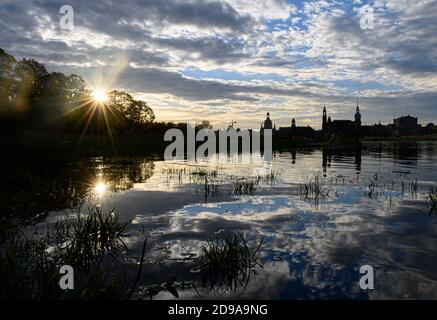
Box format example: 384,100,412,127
355,98,361,127
322,105,327,132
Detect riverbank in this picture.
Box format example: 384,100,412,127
361,135,437,142
2,131,437,159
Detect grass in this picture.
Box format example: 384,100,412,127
410,179,419,198
299,174,330,207
426,187,437,214
162,165,278,200
362,180,379,198
231,177,261,196
50,207,129,272
258,170,279,185
135,231,265,299
0,207,132,300
1,201,265,300
162,166,187,182
198,231,263,296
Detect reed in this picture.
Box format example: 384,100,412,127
426,187,437,213
299,174,330,207
0,207,131,300
198,231,263,295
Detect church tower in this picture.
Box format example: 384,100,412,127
264,112,273,130
322,105,327,132
355,98,361,127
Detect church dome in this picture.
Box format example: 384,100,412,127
264,112,273,129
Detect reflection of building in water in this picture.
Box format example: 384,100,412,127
322,147,332,176
393,142,419,164
354,144,362,173
322,146,362,175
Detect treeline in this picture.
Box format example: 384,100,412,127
0,48,162,134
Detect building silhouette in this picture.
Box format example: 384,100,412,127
261,112,273,130
323,99,361,135
261,98,432,141
393,115,420,135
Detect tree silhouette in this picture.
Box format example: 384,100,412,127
107,90,155,126
33,72,88,124
197,120,213,130
0,48,156,132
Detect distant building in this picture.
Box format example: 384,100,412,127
354,101,361,127
426,123,436,134
261,112,273,130
322,105,327,132
322,99,362,135
261,113,315,139
329,119,356,133
276,117,315,138
393,115,420,135
259,104,430,141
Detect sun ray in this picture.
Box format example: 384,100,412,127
91,90,108,103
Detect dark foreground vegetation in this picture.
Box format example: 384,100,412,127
0,205,263,300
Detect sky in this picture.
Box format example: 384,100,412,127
1,0,436,129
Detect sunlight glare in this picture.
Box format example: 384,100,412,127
94,181,107,196
92,90,108,103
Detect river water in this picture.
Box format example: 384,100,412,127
10,141,437,299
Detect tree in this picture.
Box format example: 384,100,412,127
17,58,49,98
33,72,88,124
133,100,155,125
0,49,19,110
196,120,213,130
107,90,155,126
0,48,154,132
107,90,135,116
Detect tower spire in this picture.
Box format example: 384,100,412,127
355,97,361,127
322,104,327,132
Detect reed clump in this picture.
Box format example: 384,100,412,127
299,174,330,207
198,232,263,295
426,187,437,213
0,207,131,300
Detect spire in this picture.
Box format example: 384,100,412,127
355,98,362,127
322,104,327,132
264,112,273,130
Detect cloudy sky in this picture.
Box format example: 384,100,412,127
1,0,436,129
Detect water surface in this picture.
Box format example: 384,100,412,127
9,141,437,299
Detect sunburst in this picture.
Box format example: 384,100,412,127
44,55,129,152
91,89,108,104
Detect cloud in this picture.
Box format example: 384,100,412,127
1,0,436,128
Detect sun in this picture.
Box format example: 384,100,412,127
94,181,107,196
91,89,108,103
